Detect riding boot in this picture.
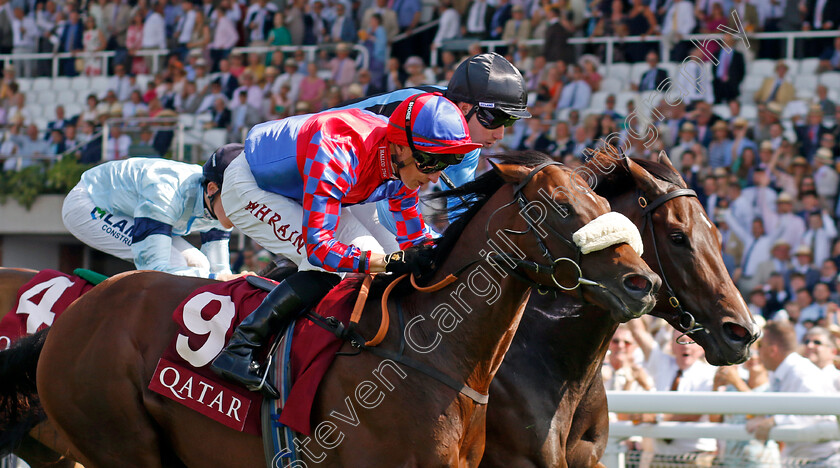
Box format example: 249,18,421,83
210,270,339,397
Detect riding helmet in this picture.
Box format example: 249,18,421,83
203,143,244,186
445,53,531,119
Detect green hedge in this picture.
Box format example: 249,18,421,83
0,156,92,209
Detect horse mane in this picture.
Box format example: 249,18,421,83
589,153,686,198
372,150,555,295
0,329,48,455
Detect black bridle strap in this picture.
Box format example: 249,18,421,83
638,188,705,338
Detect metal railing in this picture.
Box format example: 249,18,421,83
603,391,840,468
431,29,840,68
0,43,370,79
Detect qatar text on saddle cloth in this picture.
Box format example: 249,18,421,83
149,276,359,435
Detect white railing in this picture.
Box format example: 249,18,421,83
603,391,840,468
431,30,840,68
0,43,370,79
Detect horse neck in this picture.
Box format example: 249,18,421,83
510,299,618,390
404,185,533,395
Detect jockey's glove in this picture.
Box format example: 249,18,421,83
384,244,437,277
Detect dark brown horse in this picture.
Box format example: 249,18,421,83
480,151,759,467
0,268,80,468
4,152,660,467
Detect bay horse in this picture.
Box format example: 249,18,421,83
0,267,79,468
5,152,660,467
481,151,759,467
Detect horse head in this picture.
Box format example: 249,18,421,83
486,152,660,322
595,149,758,365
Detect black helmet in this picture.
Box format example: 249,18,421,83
445,53,531,119
203,143,243,186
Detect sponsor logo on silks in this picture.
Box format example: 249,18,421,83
478,102,495,108
244,201,306,254
90,207,134,246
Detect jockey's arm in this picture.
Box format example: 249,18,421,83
199,228,234,277
131,217,216,277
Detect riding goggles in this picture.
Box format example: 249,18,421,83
471,106,519,130
412,150,463,174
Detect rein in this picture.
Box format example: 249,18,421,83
304,162,598,405
485,162,601,298
637,187,706,343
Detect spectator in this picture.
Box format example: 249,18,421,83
464,0,492,38
103,0,130,50
813,149,839,207
402,55,431,88
361,12,387,87
108,63,132,102
208,3,238,71
747,320,840,463
63,124,79,150
141,3,166,58
802,208,838,267
11,6,37,78
623,0,659,62
0,124,21,171
330,42,357,95
18,123,51,164
432,0,459,50
543,4,575,64
502,4,530,44
298,61,326,112
726,211,775,293
580,57,601,92
712,34,746,104
796,106,831,161
214,58,239,99
555,64,591,112
816,85,836,116
45,105,75,139
97,90,123,119
488,0,511,40
361,0,398,42
272,58,304,103
761,191,807,252
818,36,840,73
0,0,13,56
303,0,328,45
801,282,833,324
269,82,292,119
104,124,130,161
729,0,760,33
678,47,714,108
265,12,290,66
552,121,574,159
76,119,101,164
59,9,83,76
802,326,840,391
284,0,305,46
177,81,201,114
243,0,276,46
629,319,717,464
229,90,260,141
125,11,146,75
708,120,734,168
197,81,228,113
185,10,210,54
604,324,653,392
173,0,197,60
661,0,696,61
229,71,261,112
206,97,231,129
765,271,793,318
634,50,667,92
123,89,148,118
329,2,356,44
354,68,380,98
47,128,65,155
754,60,795,107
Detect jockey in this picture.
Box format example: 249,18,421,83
61,149,243,280
210,93,481,394
332,52,530,250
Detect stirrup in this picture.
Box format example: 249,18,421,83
247,359,281,399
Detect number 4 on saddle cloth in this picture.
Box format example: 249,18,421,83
148,275,360,447
0,269,104,350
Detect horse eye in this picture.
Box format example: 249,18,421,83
670,232,688,245
555,203,573,218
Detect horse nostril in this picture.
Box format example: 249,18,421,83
723,322,752,343
623,275,651,295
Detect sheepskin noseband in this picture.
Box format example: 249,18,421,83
572,212,644,256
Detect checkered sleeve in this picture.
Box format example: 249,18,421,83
389,185,434,249
300,136,368,273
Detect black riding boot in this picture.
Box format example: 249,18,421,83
210,270,339,397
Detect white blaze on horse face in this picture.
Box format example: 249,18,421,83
572,212,644,255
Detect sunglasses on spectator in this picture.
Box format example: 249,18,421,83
611,339,633,346
804,339,825,346
470,106,519,130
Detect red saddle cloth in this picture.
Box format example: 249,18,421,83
149,275,361,436
0,269,95,349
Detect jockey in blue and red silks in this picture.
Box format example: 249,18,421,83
208,92,482,395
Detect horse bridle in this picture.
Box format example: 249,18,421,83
484,161,602,298
637,187,707,343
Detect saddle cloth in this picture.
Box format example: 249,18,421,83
0,269,95,350
149,276,360,436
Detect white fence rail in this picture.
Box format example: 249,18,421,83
603,391,840,468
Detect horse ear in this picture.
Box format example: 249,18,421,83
626,157,664,195
490,160,532,184
658,150,678,173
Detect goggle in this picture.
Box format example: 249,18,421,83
413,150,451,174
471,106,519,130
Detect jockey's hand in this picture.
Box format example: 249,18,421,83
214,272,254,282
383,244,437,277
